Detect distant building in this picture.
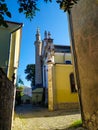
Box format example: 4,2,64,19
23,87,32,97
21,94,32,104
32,87,43,105
0,21,23,84
34,29,79,111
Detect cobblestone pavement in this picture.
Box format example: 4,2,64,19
12,104,86,130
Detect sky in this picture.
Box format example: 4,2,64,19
5,0,70,87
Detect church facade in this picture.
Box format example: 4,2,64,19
34,29,79,111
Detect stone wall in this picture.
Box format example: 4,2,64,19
56,102,80,112
69,0,98,129
0,68,15,130
47,63,54,111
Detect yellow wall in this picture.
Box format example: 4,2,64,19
7,29,21,83
47,52,79,110
54,64,79,104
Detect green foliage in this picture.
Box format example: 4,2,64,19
18,0,40,20
16,85,24,94
17,86,24,96
17,0,52,20
16,76,24,87
16,86,24,105
0,0,11,27
56,0,80,13
25,64,35,87
18,78,24,85
0,0,79,27
16,77,24,97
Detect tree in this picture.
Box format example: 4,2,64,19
0,0,11,27
16,75,24,86
18,78,24,85
15,77,24,105
24,64,35,88
0,0,79,27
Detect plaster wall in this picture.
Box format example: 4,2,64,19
54,53,64,63
0,29,10,73
54,64,79,110
7,29,21,82
54,53,72,63
70,0,98,128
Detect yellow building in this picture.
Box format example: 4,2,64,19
0,21,23,84
34,29,79,111
49,63,79,111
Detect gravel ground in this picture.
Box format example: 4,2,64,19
12,104,86,130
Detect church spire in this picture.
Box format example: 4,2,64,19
36,28,41,41
44,30,48,39
48,31,51,38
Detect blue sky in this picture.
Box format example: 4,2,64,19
6,0,70,87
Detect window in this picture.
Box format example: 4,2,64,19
70,73,77,93
65,60,71,64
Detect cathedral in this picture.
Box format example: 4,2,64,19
34,28,80,111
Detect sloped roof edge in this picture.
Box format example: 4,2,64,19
6,20,23,27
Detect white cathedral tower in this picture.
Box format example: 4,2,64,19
34,28,42,87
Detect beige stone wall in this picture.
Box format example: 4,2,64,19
70,0,98,129
47,63,54,111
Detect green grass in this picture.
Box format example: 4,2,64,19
62,120,83,130
70,119,82,128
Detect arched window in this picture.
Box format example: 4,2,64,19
70,73,77,93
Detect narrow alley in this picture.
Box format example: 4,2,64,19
12,104,85,130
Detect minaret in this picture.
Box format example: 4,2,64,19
34,28,42,87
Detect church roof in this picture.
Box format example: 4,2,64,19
54,45,71,53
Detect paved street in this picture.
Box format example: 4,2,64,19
12,104,85,130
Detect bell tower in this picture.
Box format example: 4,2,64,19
34,28,42,87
